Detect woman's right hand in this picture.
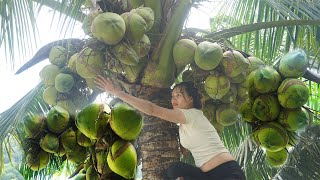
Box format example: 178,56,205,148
94,75,122,96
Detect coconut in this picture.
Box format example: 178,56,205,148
237,83,248,100
107,140,137,179
91,12,126,45
130,7,154,31
221,50,249,77
39,64,60,86
216,105,240,126
253,66,281,94
46,106,70,134
56,100,77,116
82,10,103,36
131,34,151,58
173,39,197,67
113,42,140,66
252,94,280,122
279,49,308,78
277,78,309,109
76,48,105,79
23,114,45,138
278,107,309,132
123,59,146,83
258,122,289,152
49,46,68,67
96,151,112,175
66,144,87,165
204,75,230,100
75,103,111,139
266,149,288,167
121,12,147,43
55,73,74,93
40,133,60,154
250,130,261,146
229,72,246,84
26,149,49,171
76,129,95,147
60,128,77,152
245,70,261,99
74,173,86,180
220,84,237,103
239,99,255,123
194,41,223,70
43,86,58,106
67,53,79,73
110,103,143,140
246,56,265,74
54,144,66,157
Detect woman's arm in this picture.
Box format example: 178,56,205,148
94,75,186,124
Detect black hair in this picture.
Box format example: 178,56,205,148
172,81,202,109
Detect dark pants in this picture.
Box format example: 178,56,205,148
165,160,246,180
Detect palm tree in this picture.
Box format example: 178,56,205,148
1,0,320,179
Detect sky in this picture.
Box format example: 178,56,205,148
0,1,223,113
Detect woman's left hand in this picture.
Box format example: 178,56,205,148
94,75,122,96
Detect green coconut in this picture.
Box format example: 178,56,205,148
56,100,76,116
266,149,288,167
258,122,289,152
194,41,223,71
76,129,95,147
277,78,309,109
130,6,154,31
55,73,74,93
76,48,105,79
279,49,308,78
216,105,240,126
173,39,197,67
107,140,137,179
75,103,111,139
39,64,60,86
60,128,77,152
221,50,249,77
204,74,230,100
110,103,143,140
23,114,46,138
237,83,248,100
39,133,59,154
26,149,49,171
86,165,99,180
123,59,146,83
220,84,237,103
250,130,261,146
246,56,265,74
43,86,58,106
54,144,66,157
131,34,151,58
278,107,309,132
113,42,140,66
66,144,88,165
121,12,147,43
245,70,261,99
229,72,246,84
239,99,255,123
253,66,281,94
74,173,86,180
91,12,126,45
82,10,103,36
46,106,70,134
252,94,280,122
49,46,68,67
67,53,79,73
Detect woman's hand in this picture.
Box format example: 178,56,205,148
94,75,122,96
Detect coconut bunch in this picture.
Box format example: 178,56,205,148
79,4,154,84
40,45,96,116
239,49,310,167
23,102,143,179
173,39,260,130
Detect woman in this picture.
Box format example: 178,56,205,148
94,75,246,180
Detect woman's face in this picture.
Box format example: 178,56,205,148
171,87,193,109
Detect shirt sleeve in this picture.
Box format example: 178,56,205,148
179,109,195,124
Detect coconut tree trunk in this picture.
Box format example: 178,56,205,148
131,85,180,179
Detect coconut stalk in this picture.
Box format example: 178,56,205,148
141,0,193,88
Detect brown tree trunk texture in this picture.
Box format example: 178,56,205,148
131,85,180,179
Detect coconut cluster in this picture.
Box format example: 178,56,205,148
239,49,310,167
173,39,310,167
23,102,143,179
